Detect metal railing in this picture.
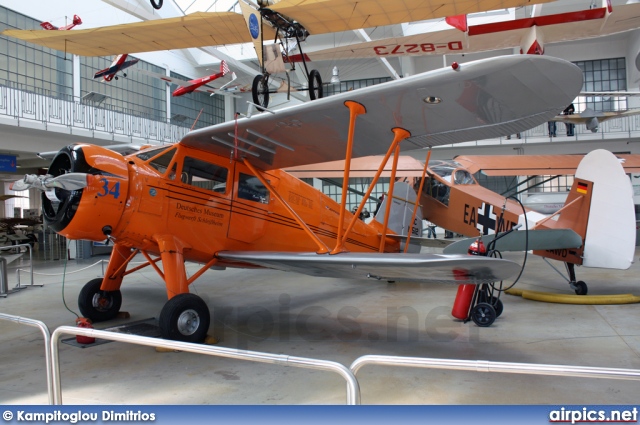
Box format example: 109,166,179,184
0,243,35,296
50,326,360,405
0,314,53,404
350,355,640,402
0,84,190,144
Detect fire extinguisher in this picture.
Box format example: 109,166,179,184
75,317,96,344
451,239,486,320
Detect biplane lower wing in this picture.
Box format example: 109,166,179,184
443,229,583,254
182,55,582,171
216,251,520,284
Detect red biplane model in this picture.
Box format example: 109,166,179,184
40,14,82,31
94,54,140,82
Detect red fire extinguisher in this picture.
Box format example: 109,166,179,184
451,239,486,320
75,317,96,344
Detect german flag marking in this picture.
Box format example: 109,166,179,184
576,182,588,194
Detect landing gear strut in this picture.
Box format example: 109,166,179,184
543,259,588,295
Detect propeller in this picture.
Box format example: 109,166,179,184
10,173,89,192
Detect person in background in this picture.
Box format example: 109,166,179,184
548,120,557,137
563,103,575,136
424,220,437,238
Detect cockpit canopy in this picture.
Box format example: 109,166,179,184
428,160,477,185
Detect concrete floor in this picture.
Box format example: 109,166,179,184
0,246,639,405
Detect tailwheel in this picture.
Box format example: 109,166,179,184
78,278,122,322
308,69,323,100
159,293,210,343
470,303,496,327
252,74,270,110
574,280,588,295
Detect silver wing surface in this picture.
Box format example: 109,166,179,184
182,55,582,171
216,251,521,284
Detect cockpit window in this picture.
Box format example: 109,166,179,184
453,169,476,185
136,146,172,161
148,148,177,175
182,156,228,193
428,160,476,185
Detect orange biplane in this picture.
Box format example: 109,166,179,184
11,55,581,342
290,150,638,296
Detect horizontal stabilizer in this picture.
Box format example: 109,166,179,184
217,251,520,285
443,229,582,255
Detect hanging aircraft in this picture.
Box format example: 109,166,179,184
549,106,640,133
2,0,556,109
287,150,638,297
9,55,581,342
94,54,140,82
136,61,241,97
285,0,640,63
40,14,82,31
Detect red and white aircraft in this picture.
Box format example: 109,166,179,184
40,14,82,31
287,0,640,62
94,54,140,82
137,61,241,97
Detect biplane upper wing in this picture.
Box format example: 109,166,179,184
454,153,640,176
2,0,552,56
293,3,640,62
180,55,582,171
216,251,520,285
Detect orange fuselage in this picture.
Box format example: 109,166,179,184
52,144,397,268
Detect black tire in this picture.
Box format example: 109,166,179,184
252,74,269,110
78,278,122,322
308,69,323,100
114,76,119,80
470,303,496,327
123,72,127,78
150,0,163,9
574,280,588,295
159,293,210,343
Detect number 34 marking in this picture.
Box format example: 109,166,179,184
97,178,121,199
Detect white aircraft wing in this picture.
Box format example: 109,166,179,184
216,251,520,284
181,55,582,171
443,229,583,254
296,3,640,61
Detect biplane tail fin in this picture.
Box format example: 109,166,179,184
531,149,635,269
373,181,423,253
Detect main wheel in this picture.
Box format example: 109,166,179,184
252,74,269,110
308,69,323,100
574,280,588,295
78,278,122,322
159,293,210,343
470,303,496,327
150,0,163,9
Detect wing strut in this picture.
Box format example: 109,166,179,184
331,126,411,254
335,101,367,250
243,158,330,254
404,149,431,253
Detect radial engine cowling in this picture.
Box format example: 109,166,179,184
43,144,129,241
